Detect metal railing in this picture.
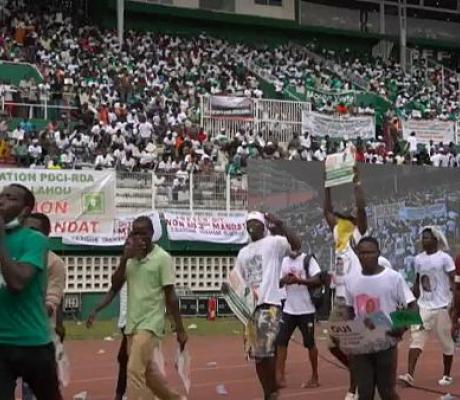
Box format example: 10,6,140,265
1,96,78,121
200,95,311,144
115,171,248,213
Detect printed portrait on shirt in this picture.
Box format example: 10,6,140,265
242,254,263,288
355,294,381,318
334,255,351,277
420,273,437,301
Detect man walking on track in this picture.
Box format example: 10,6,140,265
234,211,300,400
0,184,62,400
344,237,416,400
399,226,456,387
276,250,322,390
93,216,188,399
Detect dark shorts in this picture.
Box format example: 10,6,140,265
351,346,399,400
277,312,316,349
245,304,281,359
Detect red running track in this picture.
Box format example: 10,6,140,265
63,335,460,399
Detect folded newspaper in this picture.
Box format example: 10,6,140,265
175,346,191,394
325,145,356,188
222,267,256,326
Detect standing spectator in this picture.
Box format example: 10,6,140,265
407,132,418,160
0,184,62,400
28,139,42,164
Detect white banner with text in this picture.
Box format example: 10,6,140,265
164,211,249,244
62,211,162,246
302,111,375,139
402,119,456,145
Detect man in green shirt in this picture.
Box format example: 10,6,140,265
0,184,62,400
111,216,188,400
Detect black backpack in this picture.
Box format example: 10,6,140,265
303,254,330,310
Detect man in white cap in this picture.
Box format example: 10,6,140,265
234,211,300,400
399,226,455,387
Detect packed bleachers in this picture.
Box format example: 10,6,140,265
0,0,459,175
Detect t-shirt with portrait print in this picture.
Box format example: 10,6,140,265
415,250,455,310
345,267,415,354
236,235,291,307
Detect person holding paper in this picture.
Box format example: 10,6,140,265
234,211,300,400
399,227,455,387
344,237,416,400
324,167,367,400
92,216,188,400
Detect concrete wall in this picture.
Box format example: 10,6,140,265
234,0,295,21
300,1,460,43
129,0,295,20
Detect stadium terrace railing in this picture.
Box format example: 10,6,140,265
1,96,78,121
115,171,248,214
200,95,311,144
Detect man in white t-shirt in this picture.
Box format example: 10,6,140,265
276,252,321,390
399,227,455,387
235,211,300,400
407,132,417,159
344,237,415,400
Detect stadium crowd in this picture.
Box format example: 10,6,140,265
0,1,459,176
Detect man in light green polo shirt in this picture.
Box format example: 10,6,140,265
111,216,188,400
0,184,62,400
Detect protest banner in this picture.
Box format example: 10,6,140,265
210,96,254,118
401,119,456,145
62,211,162,246
325,146,356,188
301,111,375,139
163,210,249,244
399,202,447,221
369,201,405,226
0,169,115,237
305,88,356,106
